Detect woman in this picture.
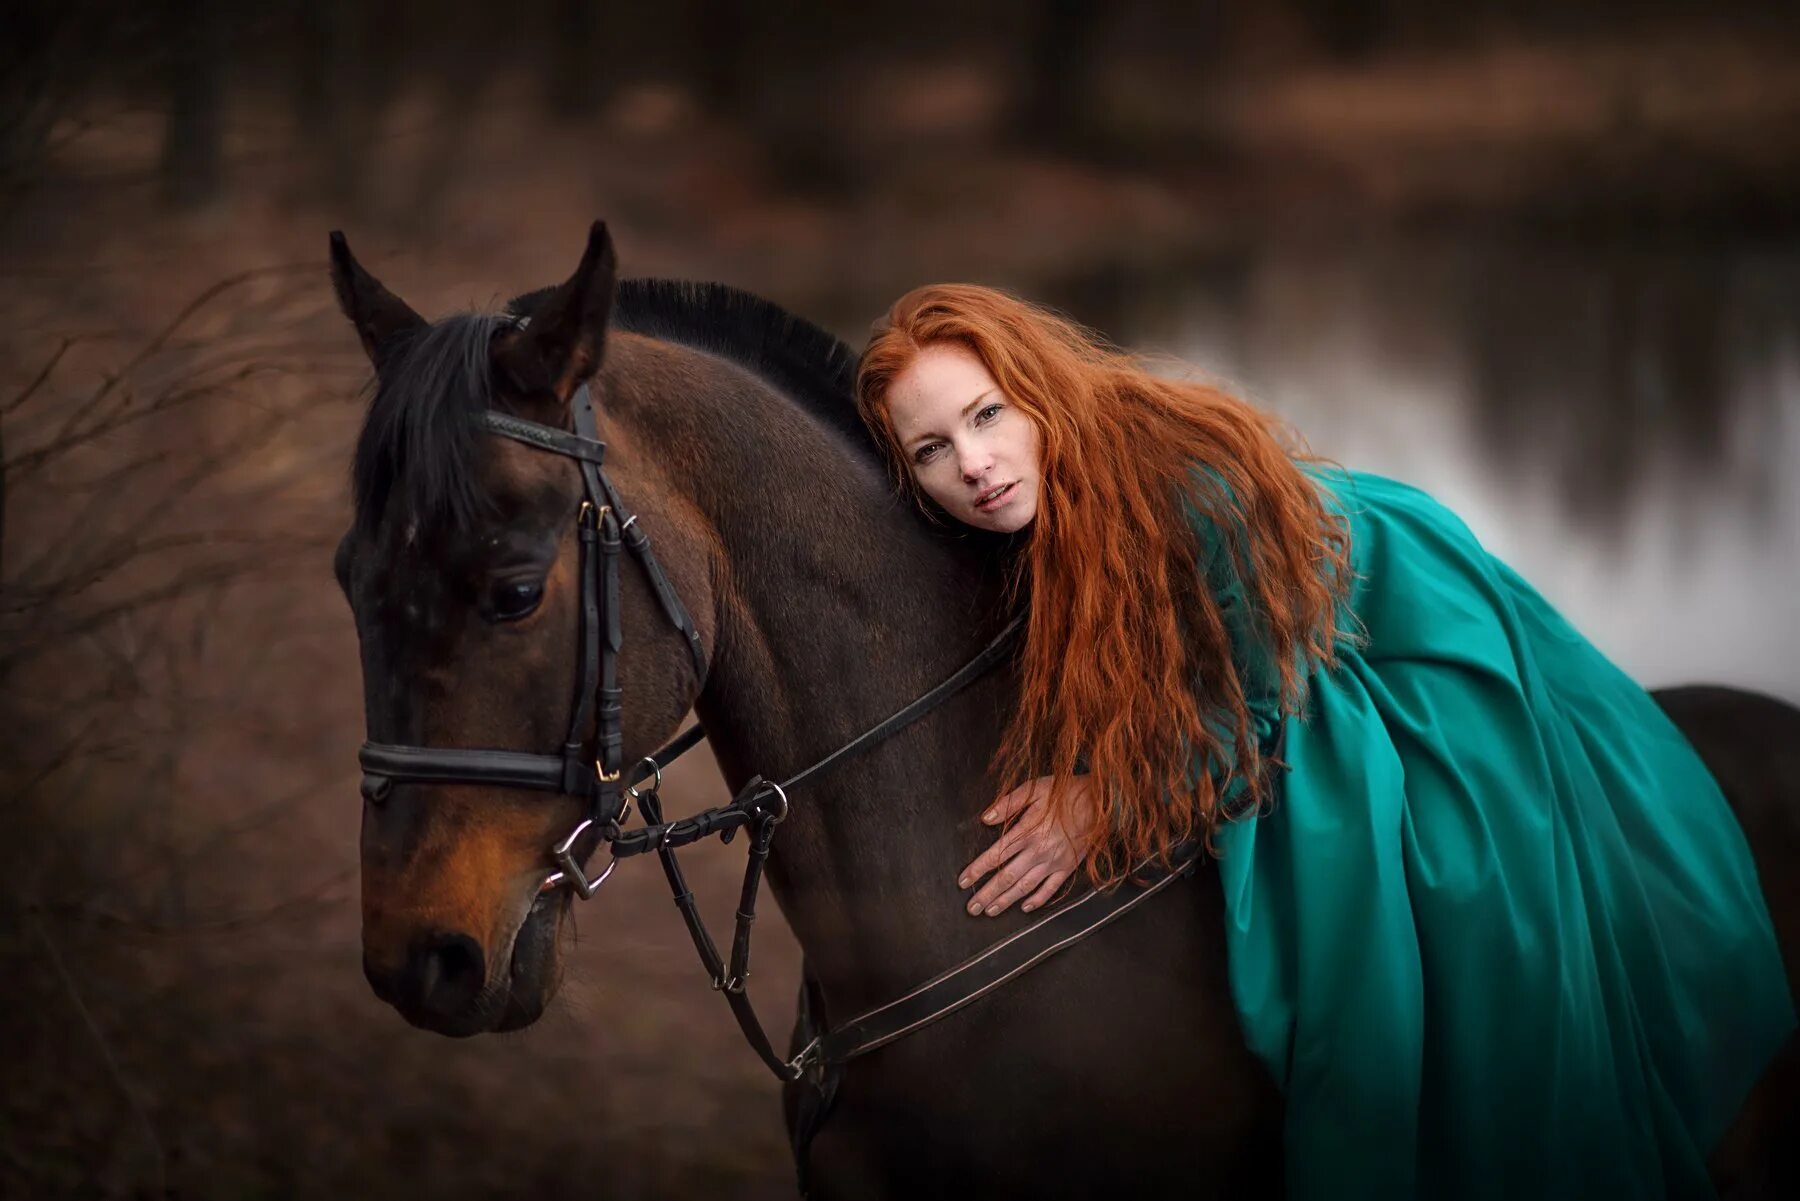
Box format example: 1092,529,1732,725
854,283,1794,1200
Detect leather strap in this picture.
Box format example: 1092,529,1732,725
800,842,1204,1070
623,520,708,685
782,616,1024,793
608,616,1024,856
601,616,1029,1087
636,783,798,1081
358,742,587,795
483,410,609,462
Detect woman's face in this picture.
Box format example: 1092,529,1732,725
884,342,1042,534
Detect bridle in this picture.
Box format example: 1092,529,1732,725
357,381,709,899
351,375,1212,1181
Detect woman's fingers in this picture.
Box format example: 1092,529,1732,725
978,861,1052,917
958,774,1091,912
957,817,1038,889
966,848,1046,914
1020,869,1071,914
981,777,1049,826
967,830,1078,914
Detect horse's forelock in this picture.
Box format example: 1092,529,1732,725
351,312,511,545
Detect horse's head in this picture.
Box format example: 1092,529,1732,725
330,224,711,1036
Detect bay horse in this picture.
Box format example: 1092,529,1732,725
329,223,1799,1198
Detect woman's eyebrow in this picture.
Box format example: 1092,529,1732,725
908,390,997,447
958,389,997,419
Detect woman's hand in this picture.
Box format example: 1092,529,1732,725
957,775,1096,917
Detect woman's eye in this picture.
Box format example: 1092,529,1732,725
975,403,1003,424
913,442,942,464
489,579,544,622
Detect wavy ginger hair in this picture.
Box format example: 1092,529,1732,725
857,284,1355,885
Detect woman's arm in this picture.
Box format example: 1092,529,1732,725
957,498,1287,916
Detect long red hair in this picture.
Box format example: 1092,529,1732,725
856,284,1355,885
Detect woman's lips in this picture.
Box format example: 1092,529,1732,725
975,481,1016,513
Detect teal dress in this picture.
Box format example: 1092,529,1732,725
1203,466,1794,1200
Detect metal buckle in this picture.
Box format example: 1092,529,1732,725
786,1036,821,1080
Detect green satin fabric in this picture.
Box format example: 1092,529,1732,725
1206,467,1794,1199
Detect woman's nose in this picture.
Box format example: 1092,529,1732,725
959,448,992,482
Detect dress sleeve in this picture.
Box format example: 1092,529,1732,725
1192,496,1287,813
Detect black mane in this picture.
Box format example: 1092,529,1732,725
512,278,869,454
351,280,871,543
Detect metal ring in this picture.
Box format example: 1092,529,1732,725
620,514,639,532
759,781,790,825
625,755,662,800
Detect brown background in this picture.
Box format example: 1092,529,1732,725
3,2,1798,1196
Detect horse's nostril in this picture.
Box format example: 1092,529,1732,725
360,773,393,804
408,931,486,1019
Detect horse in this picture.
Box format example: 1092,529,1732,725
329,223,1799,1198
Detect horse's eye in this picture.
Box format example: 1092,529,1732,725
489,579,544,622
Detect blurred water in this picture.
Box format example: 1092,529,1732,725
1081,233,1800,704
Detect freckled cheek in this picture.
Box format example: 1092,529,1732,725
926,466,967,510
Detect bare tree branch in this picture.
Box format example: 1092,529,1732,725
0,335,73,418
23,906,167,1196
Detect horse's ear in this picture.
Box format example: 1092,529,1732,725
497,221,617,405
329,231,426,372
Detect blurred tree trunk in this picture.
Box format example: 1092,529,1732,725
1015,0,1104,152
547,0,608,117
689,0,750,116
1,1,71,209
736,1,860,196
294,0,382,209
408,7,511,233
159,0,224,209
1294,0,1390,62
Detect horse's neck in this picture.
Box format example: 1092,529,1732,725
617,345,1017,1011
